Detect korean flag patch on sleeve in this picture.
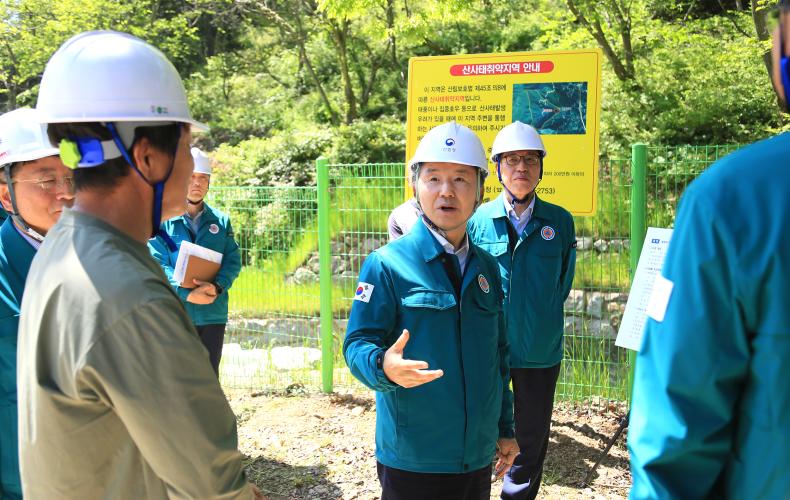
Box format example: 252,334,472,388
354,282,374,303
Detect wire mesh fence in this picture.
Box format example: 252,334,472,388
206,186,323,389
645,145,740,228
209,144,740,403
558,156,632,404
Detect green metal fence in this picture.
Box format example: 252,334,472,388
206,186,324,389
209,144,740,404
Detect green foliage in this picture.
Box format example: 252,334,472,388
3,0,787,166
212,127,335,187
330,117,405,164
0,0,209,110
211,118,405,187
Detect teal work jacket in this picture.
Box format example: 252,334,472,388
343,219,515,473
148,203,241,326
0,218,35,499
468,194,576,368
628,134,790,499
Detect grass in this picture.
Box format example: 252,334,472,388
558,334,630,404
574,251,631,290
230,267,358,317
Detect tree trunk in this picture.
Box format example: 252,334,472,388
752,0,773,80
330,19,358,124
294,15,341,125
566,0,635,82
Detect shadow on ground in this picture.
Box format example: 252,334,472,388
245,456,342,499
540,416,630,491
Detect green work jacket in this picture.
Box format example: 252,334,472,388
0,218,35,499
628,134,790,499
149,203,241,326
468,194,576,368
343,219,514,473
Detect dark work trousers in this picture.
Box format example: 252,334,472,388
377,462,491,500
196,323,226,377
501,364,561,500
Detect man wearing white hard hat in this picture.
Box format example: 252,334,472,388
468,121,576,500
344,121,518,499
149,147,241,376
17,31,262,499
0,107,74,499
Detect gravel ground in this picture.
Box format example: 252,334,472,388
230,387,631,499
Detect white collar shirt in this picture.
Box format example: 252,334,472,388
504,194,536,236
422,218,470,273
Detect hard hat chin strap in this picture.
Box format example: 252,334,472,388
4,164,46,244
496,157,542,205
105,122,178,252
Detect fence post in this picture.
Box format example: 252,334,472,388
629,143,648,405
317,156,334,393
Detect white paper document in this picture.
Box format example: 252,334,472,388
173,241,223,285
615,227,673,352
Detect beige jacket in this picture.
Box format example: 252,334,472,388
17,210,252,499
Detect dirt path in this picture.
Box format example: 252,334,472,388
230,388,631,499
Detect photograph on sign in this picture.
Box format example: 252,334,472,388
512,82,588,135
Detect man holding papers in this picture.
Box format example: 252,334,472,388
149,147,241,376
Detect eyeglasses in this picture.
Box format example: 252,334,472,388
12,176,75,194
502,153,541,168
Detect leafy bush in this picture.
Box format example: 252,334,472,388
211,117,405,186
212,126,334,187
330,117,405,164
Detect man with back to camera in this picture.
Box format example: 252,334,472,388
344,121,519,500
16,31,263,498
627,2,790,498
0,107,74,499
149,147,241,377
468,121,576,500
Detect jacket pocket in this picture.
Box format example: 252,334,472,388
477,241,508,258
401,289,456,310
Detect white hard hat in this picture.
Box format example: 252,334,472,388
0,108,59,169
407,121,488,179
191,147,212,175
36,31,208,132
490,121,547,163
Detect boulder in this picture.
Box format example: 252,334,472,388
271,346,322,370
586,292,604,318
564,316,584,334
307,254,320,273
293,267,318,284
587,319,615,338
576,236,593,251
564,290,586,314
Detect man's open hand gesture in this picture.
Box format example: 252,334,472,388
383,329,443,388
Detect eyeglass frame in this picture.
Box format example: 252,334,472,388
11,175,75,194
500,152,542,168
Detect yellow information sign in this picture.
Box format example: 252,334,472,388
406,49,602,216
